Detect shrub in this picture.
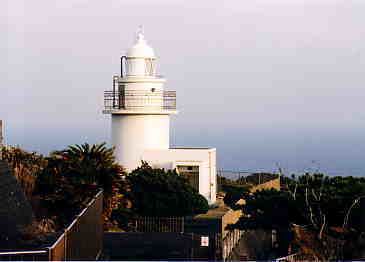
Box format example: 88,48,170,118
124,162,209,217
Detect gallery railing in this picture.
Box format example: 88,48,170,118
104,90,176,111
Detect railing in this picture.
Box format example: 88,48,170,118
104,89,176,111
52,190,103,261
0,190,103,261
222,229,244,261
275,253,318,262
217,169,281,192
131,216,184,233
218,169,279,183
0,250,48,261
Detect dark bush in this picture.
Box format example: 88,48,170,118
124,162,209,217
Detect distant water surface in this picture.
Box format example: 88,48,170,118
6,124,364,177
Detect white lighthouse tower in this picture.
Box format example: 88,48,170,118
103,28,177,171
104,28,217,203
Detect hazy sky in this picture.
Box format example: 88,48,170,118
2,0,365,175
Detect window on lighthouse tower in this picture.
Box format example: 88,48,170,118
145,58,155,76
125,58,155,77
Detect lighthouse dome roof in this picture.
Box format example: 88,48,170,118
127,29,155,58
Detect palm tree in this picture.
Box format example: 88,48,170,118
52,142,123,192
51,142,125,228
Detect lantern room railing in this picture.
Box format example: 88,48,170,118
104,90,176,111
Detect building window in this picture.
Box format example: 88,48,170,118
177,165,199,192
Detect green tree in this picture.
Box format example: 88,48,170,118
222,184,250,210
37,143,125,229
51,142,123,194
124,162,209,217
236,189,304,230
233,173,365,260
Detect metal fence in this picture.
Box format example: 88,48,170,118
275,252,318,262
0,190,103,261
131,216,184,233
217,169,280,192
218,169,279,183
104,89,176,111
222,229,244,261
0,250,49,261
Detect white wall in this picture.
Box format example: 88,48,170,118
112,114,170,171
142,148,217,204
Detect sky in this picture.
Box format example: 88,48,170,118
1,0,365,176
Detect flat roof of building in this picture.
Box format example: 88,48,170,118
170,147,215,150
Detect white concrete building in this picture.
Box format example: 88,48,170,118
103,29,216,203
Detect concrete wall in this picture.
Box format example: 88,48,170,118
221,208,242,238
112,114,170,171
103,232,217,261
142,148,217,204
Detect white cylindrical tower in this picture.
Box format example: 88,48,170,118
103,29,177,171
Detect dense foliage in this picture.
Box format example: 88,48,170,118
48,143,123,195
122,162,209,217
238,173,279,185
2,143,124,230
283,174,365,232
222,184,250,209
1,146,47,198
233,173,365,260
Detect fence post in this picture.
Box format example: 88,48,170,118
191,232,194,260
64,227,68,261
47,247,52,261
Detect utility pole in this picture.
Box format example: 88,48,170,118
0,120,3,159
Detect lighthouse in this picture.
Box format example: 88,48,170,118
103,28,217,203
103,28,176,171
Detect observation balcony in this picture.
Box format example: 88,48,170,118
103,89,177,115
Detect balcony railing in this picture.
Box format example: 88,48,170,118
104,90,176,111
